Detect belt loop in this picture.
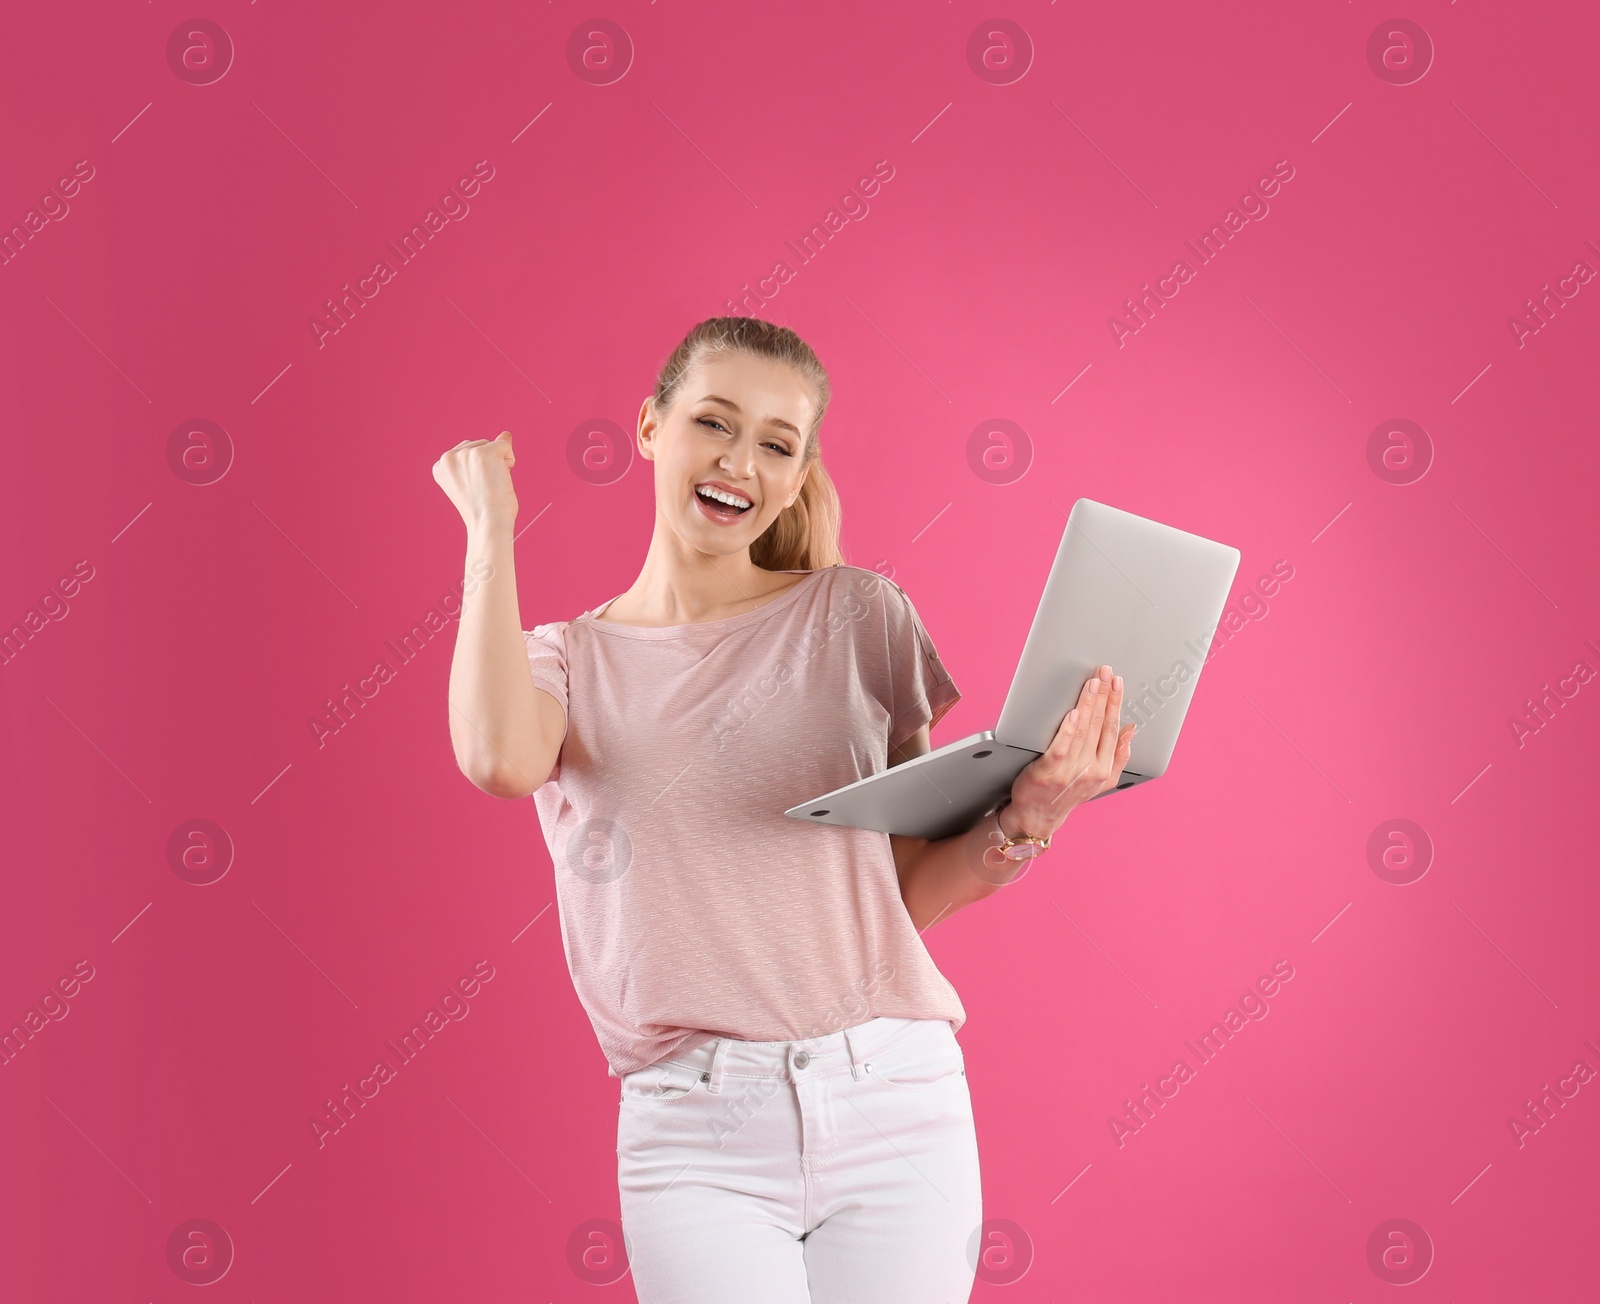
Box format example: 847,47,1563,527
842,1021,870,1081
706,1038,732,1094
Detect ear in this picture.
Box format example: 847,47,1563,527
636,395,657,461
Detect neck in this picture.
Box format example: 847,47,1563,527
605,512,791,624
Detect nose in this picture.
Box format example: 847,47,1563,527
719,434,757,479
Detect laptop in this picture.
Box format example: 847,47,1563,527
783,499,1242,840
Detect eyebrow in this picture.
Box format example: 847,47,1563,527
698,394,803,439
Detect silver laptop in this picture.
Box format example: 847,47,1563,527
783,499,1241,839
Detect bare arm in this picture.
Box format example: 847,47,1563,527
888,727,1024,931
434,431,566,799
889,666,1135,930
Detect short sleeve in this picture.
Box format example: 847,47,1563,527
523,622,569,715
877,575,962,753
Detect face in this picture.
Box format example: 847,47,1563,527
639,351,815,554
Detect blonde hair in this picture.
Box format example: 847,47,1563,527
651,316,845,572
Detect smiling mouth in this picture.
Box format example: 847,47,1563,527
694,485,754,520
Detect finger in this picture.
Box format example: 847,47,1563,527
1033,692,1086,815
494,429,515,467
1047,709,1078,770
1096,673,1125,768
1111,720,1134,774
1039,672,1109,816
1079,667,1116,787
1051,678,1098,784
1048,674,1098,759
1066,665,1112,771
1099,722,1135,792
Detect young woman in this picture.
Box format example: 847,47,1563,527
432,317,1134,1303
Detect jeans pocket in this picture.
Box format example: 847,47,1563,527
619,1057,703,1103
868,1021,966,1091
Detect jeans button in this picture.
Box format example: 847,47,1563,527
793,1050,810,1068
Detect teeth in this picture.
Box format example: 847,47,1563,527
697,485,751,510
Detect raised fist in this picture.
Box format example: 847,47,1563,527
433,430,518,529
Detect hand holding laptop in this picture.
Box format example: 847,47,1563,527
1003,663,1136,844
785,500,1241,841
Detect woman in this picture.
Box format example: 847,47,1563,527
432,316,1134,1303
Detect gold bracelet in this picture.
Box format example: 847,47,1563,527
994,803,1051,861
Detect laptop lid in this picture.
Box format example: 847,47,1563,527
993,499,1241,778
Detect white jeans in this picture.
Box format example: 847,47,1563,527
615,1015,982,1303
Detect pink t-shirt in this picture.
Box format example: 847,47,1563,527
522,564,967,1077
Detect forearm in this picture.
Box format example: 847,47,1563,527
895,669,1132,929
896,807,1036,931
446,519,544,794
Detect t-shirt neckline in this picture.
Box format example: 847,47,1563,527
578,568,827,639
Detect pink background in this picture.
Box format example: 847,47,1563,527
4,1,1598,1299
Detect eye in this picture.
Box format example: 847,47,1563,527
699,415,791,455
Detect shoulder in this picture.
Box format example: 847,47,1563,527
814,564,904,607
823,566,925,626
527,596,611,639
524,596,621,652
805,567,931,649
523,620,573,658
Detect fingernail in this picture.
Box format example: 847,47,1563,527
1088,678,1100,694
1113,675,1123,692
